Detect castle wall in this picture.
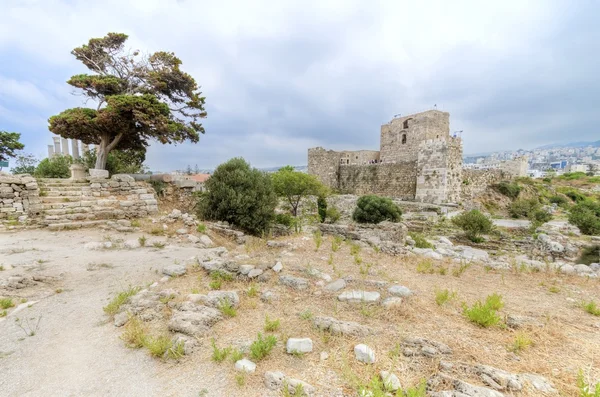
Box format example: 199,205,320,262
500,156,528,177
338,163,417,199
380,110,450,164
415,140,448,204
308,147,341,189
446,137,463,203
338,150,380,165
461,169,507,201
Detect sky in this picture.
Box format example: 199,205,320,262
1,0,599,171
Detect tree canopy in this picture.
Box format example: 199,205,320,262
272,166,328,216
0,131,25,162
48,33,207,170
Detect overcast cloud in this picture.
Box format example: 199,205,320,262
1,0,598,171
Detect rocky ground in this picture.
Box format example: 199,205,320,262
1,216,599,397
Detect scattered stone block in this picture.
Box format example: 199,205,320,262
380,371,401,391
314,316,373,337
354,344,375,363
162,264,187,277
235,358,256,373
388,285,412,297
324,279,346,292
338,290,380,303
272,261,283,272
279,275,309,290
402,337,452,357
248,268,264,278
286,338,313,354
113,311,129,327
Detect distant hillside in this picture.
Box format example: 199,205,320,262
536,140,600,150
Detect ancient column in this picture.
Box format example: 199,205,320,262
71,139,80,159
53,137,61,155
61,138,70,156
48,145,55,158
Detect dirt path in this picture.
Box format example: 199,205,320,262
0,229,229,397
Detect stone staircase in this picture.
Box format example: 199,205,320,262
38,178,157,230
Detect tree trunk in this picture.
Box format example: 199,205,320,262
94,140,109,170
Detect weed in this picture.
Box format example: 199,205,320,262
577,369,600,397
332,236,343,252
159,294,175,304
143,335,172,358
20,298,27,303
509,332,533,353
209,279,222,290
55,288,63,294
211,270,234,282
416,259,434,274
359,263,373,276
0,298,15,310
327,253,334,266
121,316,146,348
138,235,147,247
485,293,504,311
230,348,244,363
0,310,6,318
235,373,246,387
582,301,600,316
197,223,207,233
354,255,363,265
247,283,258,297
15,315,42,337
217,298,237,317
409,232,434,249
313,229,323,251
388,343,402,358
0,265,4,271
435,289,457,306
299,309,313,320
350,243,360,256
166,340,186,360
452,261,471,277
130,219,141,227
103,286,141,316
403,380,428,397
150,228,164,236
249,333,277,361
264,315,281,332
463,294,504,327
152,241,166,249
211,339,231,362
548,286,560,294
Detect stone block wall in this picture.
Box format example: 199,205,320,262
461,169,507,201
84,175,159,218
0,174,41,222
308,147,342,189
338,163,417,199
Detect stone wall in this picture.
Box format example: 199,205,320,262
338,163,417,199
461,169,508,201
414,137,462,204
0,174,42,222
446,137,463,203
87,175,159,217
308,147,341,189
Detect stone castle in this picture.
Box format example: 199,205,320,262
308,110,463,204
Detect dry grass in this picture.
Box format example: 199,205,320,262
144,233,600,396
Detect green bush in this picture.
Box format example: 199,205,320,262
317,196,327,223
493,181,521,199
577,245,600,265
77,148,146,175
565,190,587,203
197,158,277,235
249,333,277,361
509,198,539,219
549,194,569,206
34,155,72,178
409,232,434,249
530,209,553,224
274,213,294,227
352,195,402,224
451,210,493,242
325,206,341,224
559,172,587,181
463,294,504,327
569,201,600,235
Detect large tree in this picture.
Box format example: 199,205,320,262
0,131,25,162
272,165,328,216
49,33,207,170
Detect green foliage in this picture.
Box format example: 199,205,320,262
577,370,600,397
559,172,587,181
577,245,600,265
103,286,140,315
230,348,244,363
565,189,587,203
325,205,341,223
198,158,277,235
121,316,146,348
264,315,281,332
313,229,323,251
143,335,172,358
549,194,569,206
217,298,237,317
211,339,231,362
435,289,457,306
569,201,600,235
409,232,434,249
299,309,314,320
0,131,25,162
34,155,73,178
0,298,15,309
452,210,493,242
77,148,146,175
10,153,38,174
48,33,206,170
249,333,277,361
509,198,540,219
196,223,207,233
581,301,600,316
509,332,533,353
352,195,402,224
148,180,166,196
331,236,343,252
274,213,294,227
272,166,328,217
493,181,521,199
317,196,327,222
463,293,504,327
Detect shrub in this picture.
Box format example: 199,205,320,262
549,194,569,206
409,232,433,249
196,223,207,233
509,332,533,353
103,286,140,316
493,181,521,199
325,206,341,223
565,189,587,203
582,301,600,316
121,316,146,348
530,209,553,225
274,213,294,227
463,293,504,327
509,198,539,219
143,335,172,358
559,172,587,181
317,196,327,222
0,298,15,309
249,333,277,361
569,201,600,235
217,298,237,317
435,289,456,306
264,315,280,332
577,245,600,265
452,210,493,242
197,158,277,235
34,155,72,178
577,370,600,397
352,195,402,224
211,339,231,362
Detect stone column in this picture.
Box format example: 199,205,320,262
61,138,70,157
48,145,55,158
53,137,61,156
71,139,80,159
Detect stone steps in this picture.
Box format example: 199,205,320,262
40,196,89,203
47,220,109,231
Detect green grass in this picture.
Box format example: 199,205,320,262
0,265,4,271
249,333,277,361
0,298,15,310
282,381,307,396
299,309,313,320
197,223,207,233
350,243,360,256
230,348,244,363
435,289,457,306
211,339,231,363
103,286,141,316
452,261,471,277
264,315,281,332
416,259,434,274
166,340,186,360
313,229,323,251
331,236,343,252
508,332,533,353
409,232,434,249
138,235,147,247
463,293,504,328
130,219,141,227
549,286,560,293
235,373,246,387
582,301,600,316
152,241,166,248
217,298,237,317
357,377,426,397
159,294,175,304
209,279,222,290
121,316,146,348
577,370,600,397
247,283,258,297
0,310,6,318
143,335,172,358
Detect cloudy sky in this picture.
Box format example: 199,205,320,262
1,0,598,171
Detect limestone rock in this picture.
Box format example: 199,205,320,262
199,235,213,247
338,290,380,303
380,371,401,392
168,307,222,337
324,279,346,292
314,316,373,337
248,268,264,278
176,228,188,235
261,290,279,303
286,338,313,354
402,337,452,357
264,371,285,390
163,264,187,277
188,235,200,244
239,265,254,275
382,297,403,308
234,358,256,373
354,344,375,363
475,364,522,391
272,261,283,272
388,285,412,297
518,374,557,394
279,275,309,290
267,240,290,248
286,378,315,396
113,311,129,327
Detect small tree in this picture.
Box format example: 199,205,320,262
0,131,25,163
48,33,207,170
11,153,38,175
352,195,402,224
78,148,146,175
271,165,328,217
452,210,493,243
35,156,73,178
198,158,277,235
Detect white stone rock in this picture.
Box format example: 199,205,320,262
574,264,593,274
248,268,264,278
239,265,254,275
354,344,375,363
338,290,380,303
320,351,329,361
176,228,188,235
163,264,187,277
188,234,200,244
388,285,412,297
235,358,256,373
380,371,401,391
199,235,213,247
438,237,454,246
84,242,104,250
124,239,141,249
559,264,575,275
324,279,346,292
272,261,283,272
382,297,403,308
286,338,313,354
89,168,109,178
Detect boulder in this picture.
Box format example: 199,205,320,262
162,264,187,277
167,307,222,337
354,344,375,363
324,279,346,292
286,338,313,354
248,268,264,278
234,358,256,373
264,371,285,390
380,371,401,392
388,285,412,297
338,290,380,303
279,275,309,290
402,337,452,357
314,316,373,337
272,261,283,272
199,235,213,247
382,297,403,308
